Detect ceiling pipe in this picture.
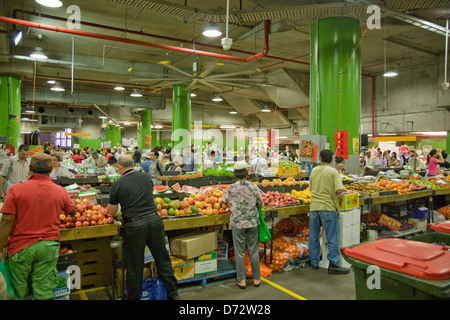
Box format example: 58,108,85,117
1,16,270,64
12,9,308,66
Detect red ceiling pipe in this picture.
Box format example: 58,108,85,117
1,16,266,63
13,9,308,66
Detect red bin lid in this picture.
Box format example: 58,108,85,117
341,238,450,281
428,221,450,234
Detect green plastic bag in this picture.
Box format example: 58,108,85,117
0,260,15,300
258,207,272,243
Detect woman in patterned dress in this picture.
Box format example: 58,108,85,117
223,162,263,289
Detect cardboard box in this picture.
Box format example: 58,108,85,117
194,251,217,276
170,230,217,259
144,235,170,263
170,256,195,281
217,240,228,260
338,193,360,211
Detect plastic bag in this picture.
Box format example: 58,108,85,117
140,277,167,300
0,260,15,300
258,207,272,243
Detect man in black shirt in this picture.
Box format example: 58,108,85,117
133,146,142,165
107,155,179,300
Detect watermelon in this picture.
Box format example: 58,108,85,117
170,183,181,192
154,185,169,193
183,185,199,194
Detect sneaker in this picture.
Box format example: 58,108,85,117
311,264,319,270
328,263,350,275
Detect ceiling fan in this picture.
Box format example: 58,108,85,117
128,57,270,92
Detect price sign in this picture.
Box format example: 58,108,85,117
378,214,402,231
335,130,348,159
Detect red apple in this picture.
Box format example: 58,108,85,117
82,220,90,227
91,214,98,221
75,221,82,227
60,214,66,221
90,220,97,226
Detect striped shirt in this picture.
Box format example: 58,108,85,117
1,155,31,192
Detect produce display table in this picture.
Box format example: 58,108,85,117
60,224,119,241
163,214,231,231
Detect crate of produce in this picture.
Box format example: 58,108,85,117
341,239,450,300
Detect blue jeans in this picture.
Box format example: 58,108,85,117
308,210,341,267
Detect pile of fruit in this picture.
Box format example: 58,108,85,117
345,183,390,195
257,178,307,187
60,198,114,228
274,217,295,234
158,172,204,181
287,188,311,204
437,206,450,219
155,187,230,217
371,180,414,194
279,161,301,168
272,236,301,259
262,191,300,207
262,250,289,272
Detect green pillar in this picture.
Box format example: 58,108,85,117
105,125,121,148
138,110,158,149
172,84,191,152
446,131,450,154
310,17,361,156
0,76,22,148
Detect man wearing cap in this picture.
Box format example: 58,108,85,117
85,150,107,168
141,150,153,174
0,153,77,300
107,155,179,300
223,162,263,289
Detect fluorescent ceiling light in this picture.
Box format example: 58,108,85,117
21,117,38,122
30,47,48,60
229,109,238,114
114,86,125,91
25,110,36,114
261,106,271,112
190,92,196,97
221,125,236,129
99,116,108,119
276,136,288,139
412,131,447,136
21,131,32,134
151,125,163,129
14,31,22,46
130,88,142,97
212,93,223,102
46,80,56,84
50,81,65,92
383,67,398,77
203,22,222,37
35,0,63,8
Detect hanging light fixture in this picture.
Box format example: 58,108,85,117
50,81,65,92
190,91,197,97
114,86,125,91
35,0,63,8
261,105,271,112
229,109,238,114
383,66,398,77
130,88,143,97
212,93,223,102
30,47,48,60
203,22,222,37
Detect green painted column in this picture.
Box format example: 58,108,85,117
172,84,191,152
310,17,361,156
446,131,450,154
105,125,122,148
0,76,22,148
138,110,158,149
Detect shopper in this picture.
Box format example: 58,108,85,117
85,150,108,168
439,151,450,169
389,152,399,167
114,147,126,160
0,153,76,300
49,152,70,178
148,149,165,185
0,144,30,198
43,142,52,155
133,146,142,165
141,150,152,174
408,150,421,171
223,162,263,289
71,148,84,164
167,156,183,173
308,149,349,274
400,150,409,166
364,151,376,167
335,156,348,175
375,151,388,167
249,149,269,175
203,150,216,170
426,149,445,177
181,146,198,173
107,155,179,300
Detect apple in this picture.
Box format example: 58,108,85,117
209,197,217,205
214,203,220,210
66,249,74,254
82,220,90,227
75,221,82,227
86,203,94,210
187,198,195,206
157,204,162,211
60,214,66,221
65,216,73,223
91,214,99,222
160,209,168,217
212,209,219,215
90,220,97,226
205,208,213,216
195,201,204,209
60,224,66,229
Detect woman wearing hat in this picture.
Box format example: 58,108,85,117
141,150,152,174
223,162,263,289
167,156,183,174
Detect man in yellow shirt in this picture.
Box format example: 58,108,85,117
308,149,349,274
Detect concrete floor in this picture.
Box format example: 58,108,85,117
69,265,356,300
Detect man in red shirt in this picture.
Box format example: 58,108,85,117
0,153,76,300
